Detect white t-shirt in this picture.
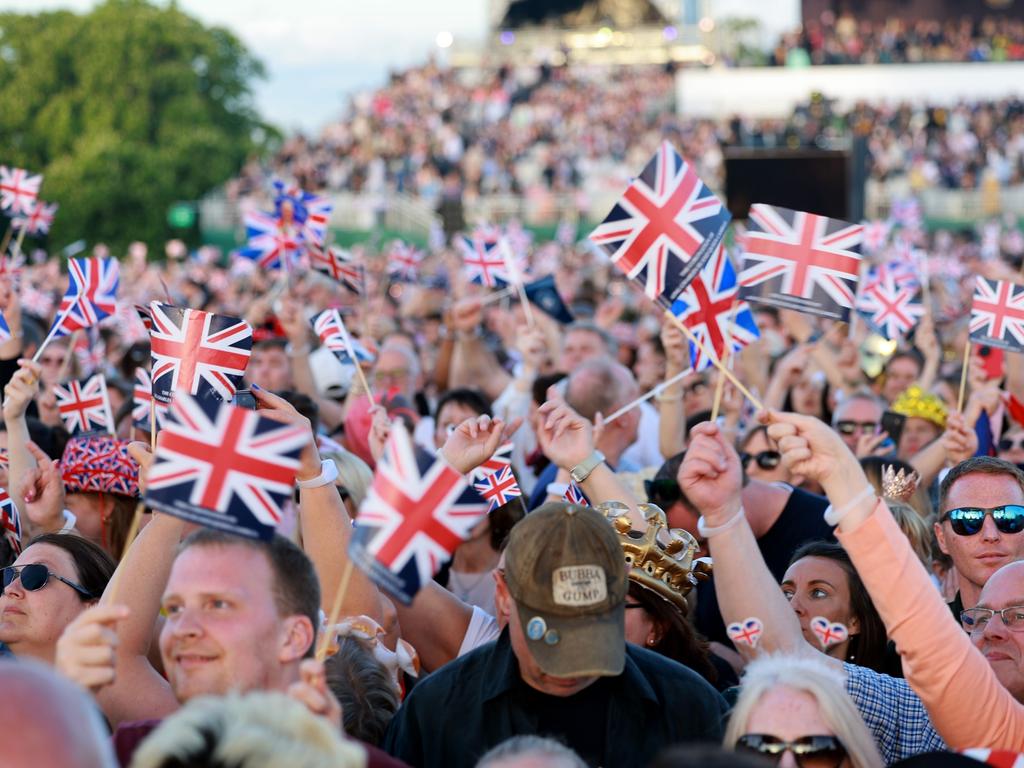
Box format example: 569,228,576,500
457,606,500,657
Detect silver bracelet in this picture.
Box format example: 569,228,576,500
697,507,745,538
823,485,876,527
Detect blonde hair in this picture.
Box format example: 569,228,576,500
886,500,932,568
130,692,366,768
323,449,373,512
724,655,883,768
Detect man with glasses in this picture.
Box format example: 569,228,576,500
831,392,885,456
934,457,1024,616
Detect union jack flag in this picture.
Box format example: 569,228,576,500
311,309,374,365
0,310,11,343
456,231,510,287
502,220,533,262
589,141,731,308
132,367,167,432
149,303,253,403
20,285,53,319
74,326,105,376
669,244,760,371
54,373,115,436
145,393,307,540
47,257,119,340
469,441,513,483
563,482,590,507
271,179,332,245
970,277,1024,352
135,304,154,332
0,166,42,214
237,210,301,270
739,204,864,321
12,200,58,236
387,241,424,283
889,198,923,232
0,489,21,555
861,220,890,254
856,264,925,341
472,465,522,510
308,244,365,295
349,423,482,604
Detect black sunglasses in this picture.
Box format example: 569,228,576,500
2,563,94,599
835,420,879,436
736,734,846,768
999,437,1024,452
941,505,1024,537
739,450,782,471
644,478,682,505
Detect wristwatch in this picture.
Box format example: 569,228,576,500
569,450,605,484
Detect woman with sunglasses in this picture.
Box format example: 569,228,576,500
997,427,1024,471
740,426,798,486
725,655,883,768
0,533,114,664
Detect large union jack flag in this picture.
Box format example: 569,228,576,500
856,263,925,341
237,210,301,270
669,243,760,371
149,303,253,403
456,231,510,288
13,200,58,236
970,277,1024,352
387,241,424,283
308,244,365,295
145,393,307,540
739,204,864,321
472,465,522,511
271,179,332,246
47,257,119,340
589,141,730,308
54,373,115,436
349,423,484,604
0,489,21,555
0,166,42,215
312,309,374,365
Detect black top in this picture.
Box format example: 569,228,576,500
384,629,729,768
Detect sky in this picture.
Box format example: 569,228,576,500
4,0,797,133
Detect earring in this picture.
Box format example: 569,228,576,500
646,638,655,647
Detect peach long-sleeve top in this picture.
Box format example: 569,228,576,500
836,500,1024,750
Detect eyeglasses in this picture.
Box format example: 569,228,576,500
999,437,1024,452
736,734,847,768
835,420,879,436
1,563,94,599
644,478,682,505
941,505,1024,536
739,450,782,471
961,605,1024,634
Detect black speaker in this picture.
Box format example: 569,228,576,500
724,147,864,222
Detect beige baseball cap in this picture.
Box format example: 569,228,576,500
504,502,628,678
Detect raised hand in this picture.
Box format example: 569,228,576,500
535,395,595,471
942,411,978,466
249,385,318,480
3,360,41,423
854,430,891,459
677,422,742,523
516,325,548,374
762,410,863,500
15,441,66,533
367,405,391,465
449,297,484,335
286,658,342,731
127,442,154,495
441,414,520,475
55,604,130,693
660,319,689,374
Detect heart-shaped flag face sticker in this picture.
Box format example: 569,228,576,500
810,616,849,650
726,617,764,648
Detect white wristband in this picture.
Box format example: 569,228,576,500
59,509,77,534
823,485,876,527
296,459,339,489
697,507,745,539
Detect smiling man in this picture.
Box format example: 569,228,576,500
383,502,728,768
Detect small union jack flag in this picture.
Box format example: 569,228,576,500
271,179,332,246
54,373,115,436
74,326,106,377
970,277,1024,352
135,304,154,332
669,244,760,371
456,231,510,288
739,204,864,321
387,241,424,283
0,166,42,215
132,367,167,432
309,244,365,295
312,309,374,365
861,220,890,254
237,210,301,270
145,392,307,540
469,442,513,483
0,489,21,555
349,422,482,604
589,140,731,308
20,285,53,319
13,200,58,236
0,310,11,343
856,263,925,341
472,465,522,510
46,257,119,340
149,303,253,403
563,482,590,506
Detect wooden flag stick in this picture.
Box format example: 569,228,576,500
9,225,27,261
710,299,740,422
55,330,79,383
603,367,693,424
150,399,158,453
664,311,763,411
477,286,516,306
315,560,355,661
0,223,13,258
957,338,972,413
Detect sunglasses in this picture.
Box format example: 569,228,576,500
941,505,1024,536
1,563,94,599
835,420,879,436
739,450,782,471
999,437,1024,452
961,605,1024,634
644,478,682,505
736,734,847,768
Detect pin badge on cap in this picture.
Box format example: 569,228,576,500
544,629,560,645
527,617,547,641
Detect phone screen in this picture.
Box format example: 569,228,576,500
233,390,257,410
880,411,906,446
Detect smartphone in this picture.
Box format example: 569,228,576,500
880,411,906,447
233,389,257,410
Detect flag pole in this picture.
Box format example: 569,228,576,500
9,225,28,261
315,560,355,661
710,298,740,422
665,310,763,411
0,223,14,258
603,366,693,424
477,286,516,307
54,330,79,383
956,338,972,413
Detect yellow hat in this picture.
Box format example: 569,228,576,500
891,384,947,429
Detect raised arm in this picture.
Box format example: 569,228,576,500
446,297,511,402
658,319,688,459
3,360,41,521
277,297,345,431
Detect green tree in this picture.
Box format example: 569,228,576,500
0,0,273,251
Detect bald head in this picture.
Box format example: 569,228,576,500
0,659,116,768
979,560,1024,607
565,358,639,421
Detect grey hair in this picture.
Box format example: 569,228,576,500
476,735,587,768
566,320,619,358
831,389,885,427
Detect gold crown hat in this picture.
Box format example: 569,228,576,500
596,501,711,615
891,384,948,429
881,464,921,502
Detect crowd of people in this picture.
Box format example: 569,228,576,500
2,188,1024,767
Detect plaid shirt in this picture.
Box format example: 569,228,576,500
844,662,947,762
